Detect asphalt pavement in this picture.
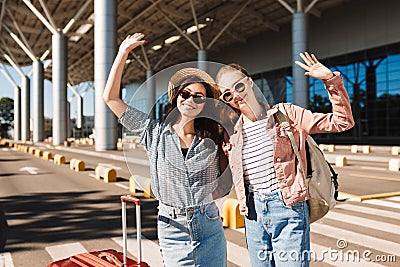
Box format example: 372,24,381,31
0,141,399,266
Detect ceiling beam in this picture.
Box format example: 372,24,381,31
190,0,203,49
38,0,57,30
63,0,92,34
118,0,163,34
155,5,199,50
247,8,280,32
0,0,6,34
6,8,36,57
3,24,36,61
207,0,252,50
277,0,294,14
22,0,57,35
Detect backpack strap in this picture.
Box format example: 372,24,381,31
275,104,347,202
274,103,307,181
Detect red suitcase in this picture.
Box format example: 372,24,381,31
48,195,150,267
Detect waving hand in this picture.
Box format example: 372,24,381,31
295,52,334,80
119,33,146,54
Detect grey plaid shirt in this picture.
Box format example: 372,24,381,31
119,106,222,208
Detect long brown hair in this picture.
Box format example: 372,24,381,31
166,76,222,146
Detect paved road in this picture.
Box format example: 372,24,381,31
0,144,399,266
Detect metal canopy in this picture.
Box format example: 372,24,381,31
0,0,347,86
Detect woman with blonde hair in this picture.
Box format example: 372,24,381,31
216,53,354,266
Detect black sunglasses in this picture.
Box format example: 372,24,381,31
179,90,206,104
219,79,246,103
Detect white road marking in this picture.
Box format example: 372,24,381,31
232,227,245,234
88,173,96,178
387,196,400,202
359,166,387,171
0,252,14,267
19,167,38,175
112,235,163,266
227,240,251,266
97,163,122,170
336,204,400,220
45,242,87,261
311,223,400,257
115,183,129,190
363,199,400,210
324,211,400,234
2,148,9,151
112,234,252,267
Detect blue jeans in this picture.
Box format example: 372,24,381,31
245,191,310,267
157,201,227,267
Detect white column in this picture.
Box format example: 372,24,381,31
32,60,44,142
292,12,309,108
52,31,68,145
13,87,21,141
20,76,30,141
94,0,118,151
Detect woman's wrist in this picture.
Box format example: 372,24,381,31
323,72,335,81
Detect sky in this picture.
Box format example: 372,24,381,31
0,64,95,118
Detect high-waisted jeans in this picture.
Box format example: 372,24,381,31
157,201,227,267
245,191,310,267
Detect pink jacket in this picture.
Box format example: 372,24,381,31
227,72,354,213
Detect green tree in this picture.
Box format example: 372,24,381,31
0,97,14,138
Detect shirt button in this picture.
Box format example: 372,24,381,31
276,157,281,162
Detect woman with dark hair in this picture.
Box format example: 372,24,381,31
103,33,230,266
216,53,354,267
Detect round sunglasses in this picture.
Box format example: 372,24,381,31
219,77,247,103
179,90,206,104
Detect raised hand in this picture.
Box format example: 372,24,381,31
295,52,334,80
119,33,146,54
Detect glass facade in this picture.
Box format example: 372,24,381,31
152,43,400,145
253,43,400,145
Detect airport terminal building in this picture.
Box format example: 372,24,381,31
1,0,399,149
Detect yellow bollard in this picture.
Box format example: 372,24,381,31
389,159,400,172
129,175,152,198
335,156,347,167
70,158,77,170
28,147,35,155
95,165,117,183
42,151,52,160
74,160,85,172
222,198,244,229
35,150,43,158
54,154,66,165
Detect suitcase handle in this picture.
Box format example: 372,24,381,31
98,252,123,267
120,195,142,266
121,195,140,206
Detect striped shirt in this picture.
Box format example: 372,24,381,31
242,118,279,193
119,106,223,208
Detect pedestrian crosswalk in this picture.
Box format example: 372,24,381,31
1,197,399,266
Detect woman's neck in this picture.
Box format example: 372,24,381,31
173,116,196,136
173,116,197,149
242,101,265,123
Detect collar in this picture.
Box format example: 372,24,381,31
233,103,278,132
